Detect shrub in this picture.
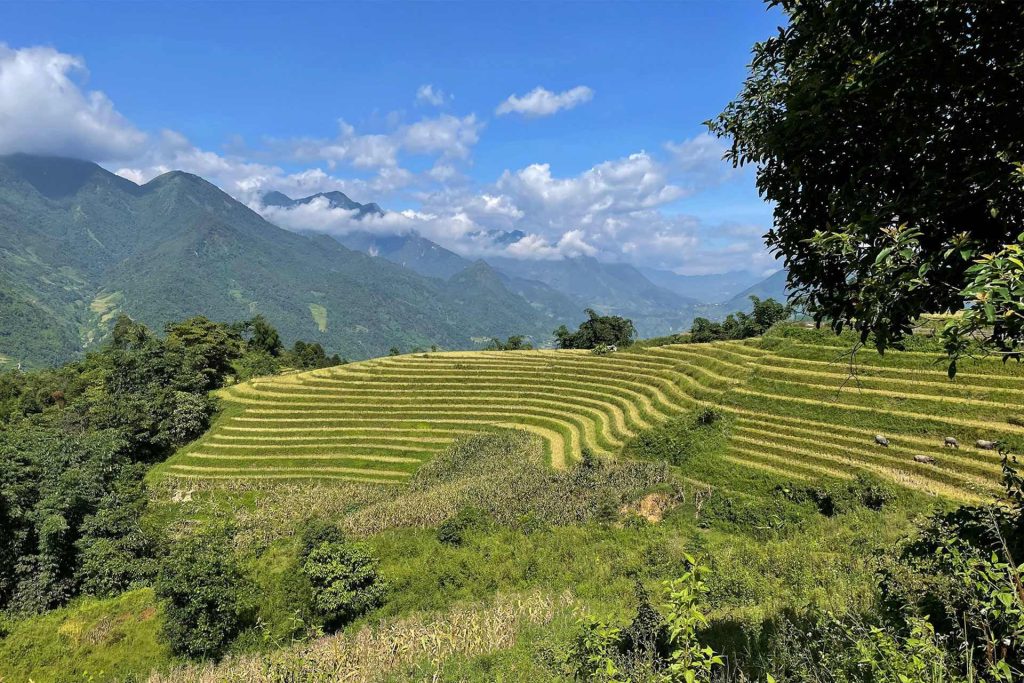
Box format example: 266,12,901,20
565,558,722,682
437,506,491,546
155,530,252,660
776,475,895,517
297,519,347,562
301,540,386,630
231,350,280,381
622,410,727,467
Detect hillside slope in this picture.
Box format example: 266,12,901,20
161,326,1021,502
0,154,568,366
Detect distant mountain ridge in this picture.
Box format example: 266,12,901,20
639,267,767,304
262,189,384,219
0,154,570,367
722,269,789,312
267,192,704,337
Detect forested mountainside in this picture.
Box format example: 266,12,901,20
0,154,568,367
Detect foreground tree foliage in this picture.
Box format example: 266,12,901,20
711,0,1024,373
555,309,637,350
0,315,243,614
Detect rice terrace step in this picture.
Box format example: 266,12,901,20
158,330,1022,502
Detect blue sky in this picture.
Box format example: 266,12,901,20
0,1,785,275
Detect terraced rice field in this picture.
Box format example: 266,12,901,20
162,329,1024,501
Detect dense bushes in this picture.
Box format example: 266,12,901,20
775,475,896,517
302,539,386,629
294,520,387,631
555,309,637,349
0,311,344,656
0,428,154,613
437,507,493,545
0,315,249,614
622,409,726,467
567,559,722,682
155,529,253,659
689,296,791,343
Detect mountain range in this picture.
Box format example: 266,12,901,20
0,155,785,367
0,155,573,366
265,191,787,331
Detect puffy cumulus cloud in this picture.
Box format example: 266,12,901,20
495,85,593,117
398,114,481,159
415,84,450,107
505,230,598,260
272,113,482,171
496,152,684,226
0,44,147,160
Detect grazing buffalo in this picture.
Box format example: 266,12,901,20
874,435,890,447
914,455,936,464
976,439,997,450
944,437,959,448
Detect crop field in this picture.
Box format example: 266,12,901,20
160,327,1024,501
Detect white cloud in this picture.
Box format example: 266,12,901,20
272,113,482,172
495,85,593,117
664,132,734,188
495,152,684,224
415,84,450,106
399,114,482,159
505,230,599,260
0,44,147,161
0,42,772,276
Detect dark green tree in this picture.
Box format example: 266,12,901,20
155,530,251,659
484,335,533,351
688,297,790,343
247,315,283,357
555,310,637,349
287,340,342,370
165,317,244,388
300,537,386,630
710,0,1024,371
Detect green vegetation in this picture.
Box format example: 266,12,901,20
688,296,791,343
483,334,533,351
155,528,252,659
0,588,167,682
6,320,1024,681
554,308,637,349
710,0,1024,367
0,154,576,368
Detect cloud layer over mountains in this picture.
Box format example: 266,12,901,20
0,42,775,276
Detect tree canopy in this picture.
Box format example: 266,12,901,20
689,296,792,343
554,309,637,350
710,0,1024,373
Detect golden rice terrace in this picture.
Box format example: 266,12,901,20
160,327,1024,503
